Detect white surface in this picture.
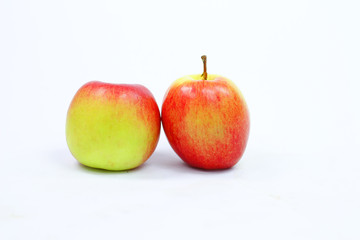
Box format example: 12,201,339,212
1,0,360,239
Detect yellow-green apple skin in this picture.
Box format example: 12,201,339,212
66,81,161,170
162,74,250,170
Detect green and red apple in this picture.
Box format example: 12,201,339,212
66,81,160,171
161,56,250,170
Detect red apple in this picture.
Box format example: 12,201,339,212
161,56,250,170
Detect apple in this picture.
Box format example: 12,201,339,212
66,81,160,171
161,56,250,170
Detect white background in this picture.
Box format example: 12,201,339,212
1,0,360,239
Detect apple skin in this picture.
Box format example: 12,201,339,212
161,74,249,170
66,81,160,171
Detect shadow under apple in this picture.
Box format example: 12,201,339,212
141,149,238,178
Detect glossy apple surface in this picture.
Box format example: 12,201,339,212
162,74,249,170
66,81,160,170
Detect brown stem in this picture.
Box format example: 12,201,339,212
201,55,207,80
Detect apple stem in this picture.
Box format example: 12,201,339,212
201,55,207,80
